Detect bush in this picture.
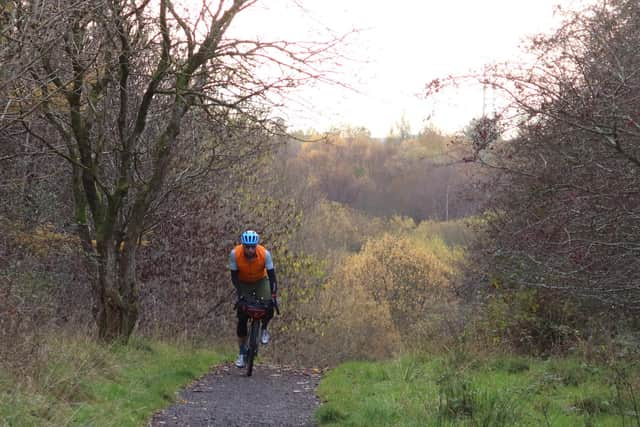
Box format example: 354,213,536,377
298,232,462,366
475,288,582,355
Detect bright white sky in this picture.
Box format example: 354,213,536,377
229,0,589,137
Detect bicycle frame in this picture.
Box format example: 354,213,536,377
238,297,271,376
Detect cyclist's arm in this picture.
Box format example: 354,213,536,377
264,250,277,296
230,250,240,298
230,270,241,299
231,269,240,286
267,268,277,296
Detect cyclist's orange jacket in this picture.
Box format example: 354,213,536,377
233,244,268,283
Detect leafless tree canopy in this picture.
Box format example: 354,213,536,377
445,0,640,314
1,0,343,341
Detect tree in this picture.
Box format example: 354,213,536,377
1,0,341,342
464,114,501,157
387,113,412,142
429,0,640,316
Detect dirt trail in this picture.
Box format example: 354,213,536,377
150,363,321,427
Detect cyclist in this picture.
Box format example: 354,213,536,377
230,230,278,368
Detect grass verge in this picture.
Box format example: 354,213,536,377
316,353,640,426
0,334,229,426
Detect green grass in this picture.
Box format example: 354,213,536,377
0,335,229,426
316,354,640,426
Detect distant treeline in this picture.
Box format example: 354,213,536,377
276,127,478,222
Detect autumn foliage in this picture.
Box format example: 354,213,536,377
280,127,477,221
270,223,466,366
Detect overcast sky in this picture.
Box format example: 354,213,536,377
229,0,589,137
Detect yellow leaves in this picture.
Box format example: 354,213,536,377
285,213,472,361
13,223,78,257
3,81,71,116
300,147,329,162
389,215,416,231
354,233,454,292
10,222,152,257
317,270,401,361
1,1,16,14
312,232,462,357
89,238,150,251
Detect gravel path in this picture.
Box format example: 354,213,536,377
150,363,322,427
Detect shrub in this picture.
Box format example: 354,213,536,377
476,288,582,355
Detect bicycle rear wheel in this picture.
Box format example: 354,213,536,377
246,319,261,376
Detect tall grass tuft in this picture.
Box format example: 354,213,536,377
0,333,227,426
436,372,475,419
316,351,638,426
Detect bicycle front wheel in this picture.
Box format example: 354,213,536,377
246,319,261,377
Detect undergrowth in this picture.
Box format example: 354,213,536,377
316,350,640,426
0,334,228,426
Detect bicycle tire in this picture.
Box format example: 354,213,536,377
247,319,261,376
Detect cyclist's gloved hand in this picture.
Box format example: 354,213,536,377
234,294,243,310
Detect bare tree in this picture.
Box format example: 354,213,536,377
428,0,640,315
1,0,342,342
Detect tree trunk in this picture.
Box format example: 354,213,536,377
94,241,139,342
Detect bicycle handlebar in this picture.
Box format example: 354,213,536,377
235,295,280,315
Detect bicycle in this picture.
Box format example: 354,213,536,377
237,295,279,377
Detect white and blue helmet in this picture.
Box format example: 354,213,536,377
241,230,260,245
